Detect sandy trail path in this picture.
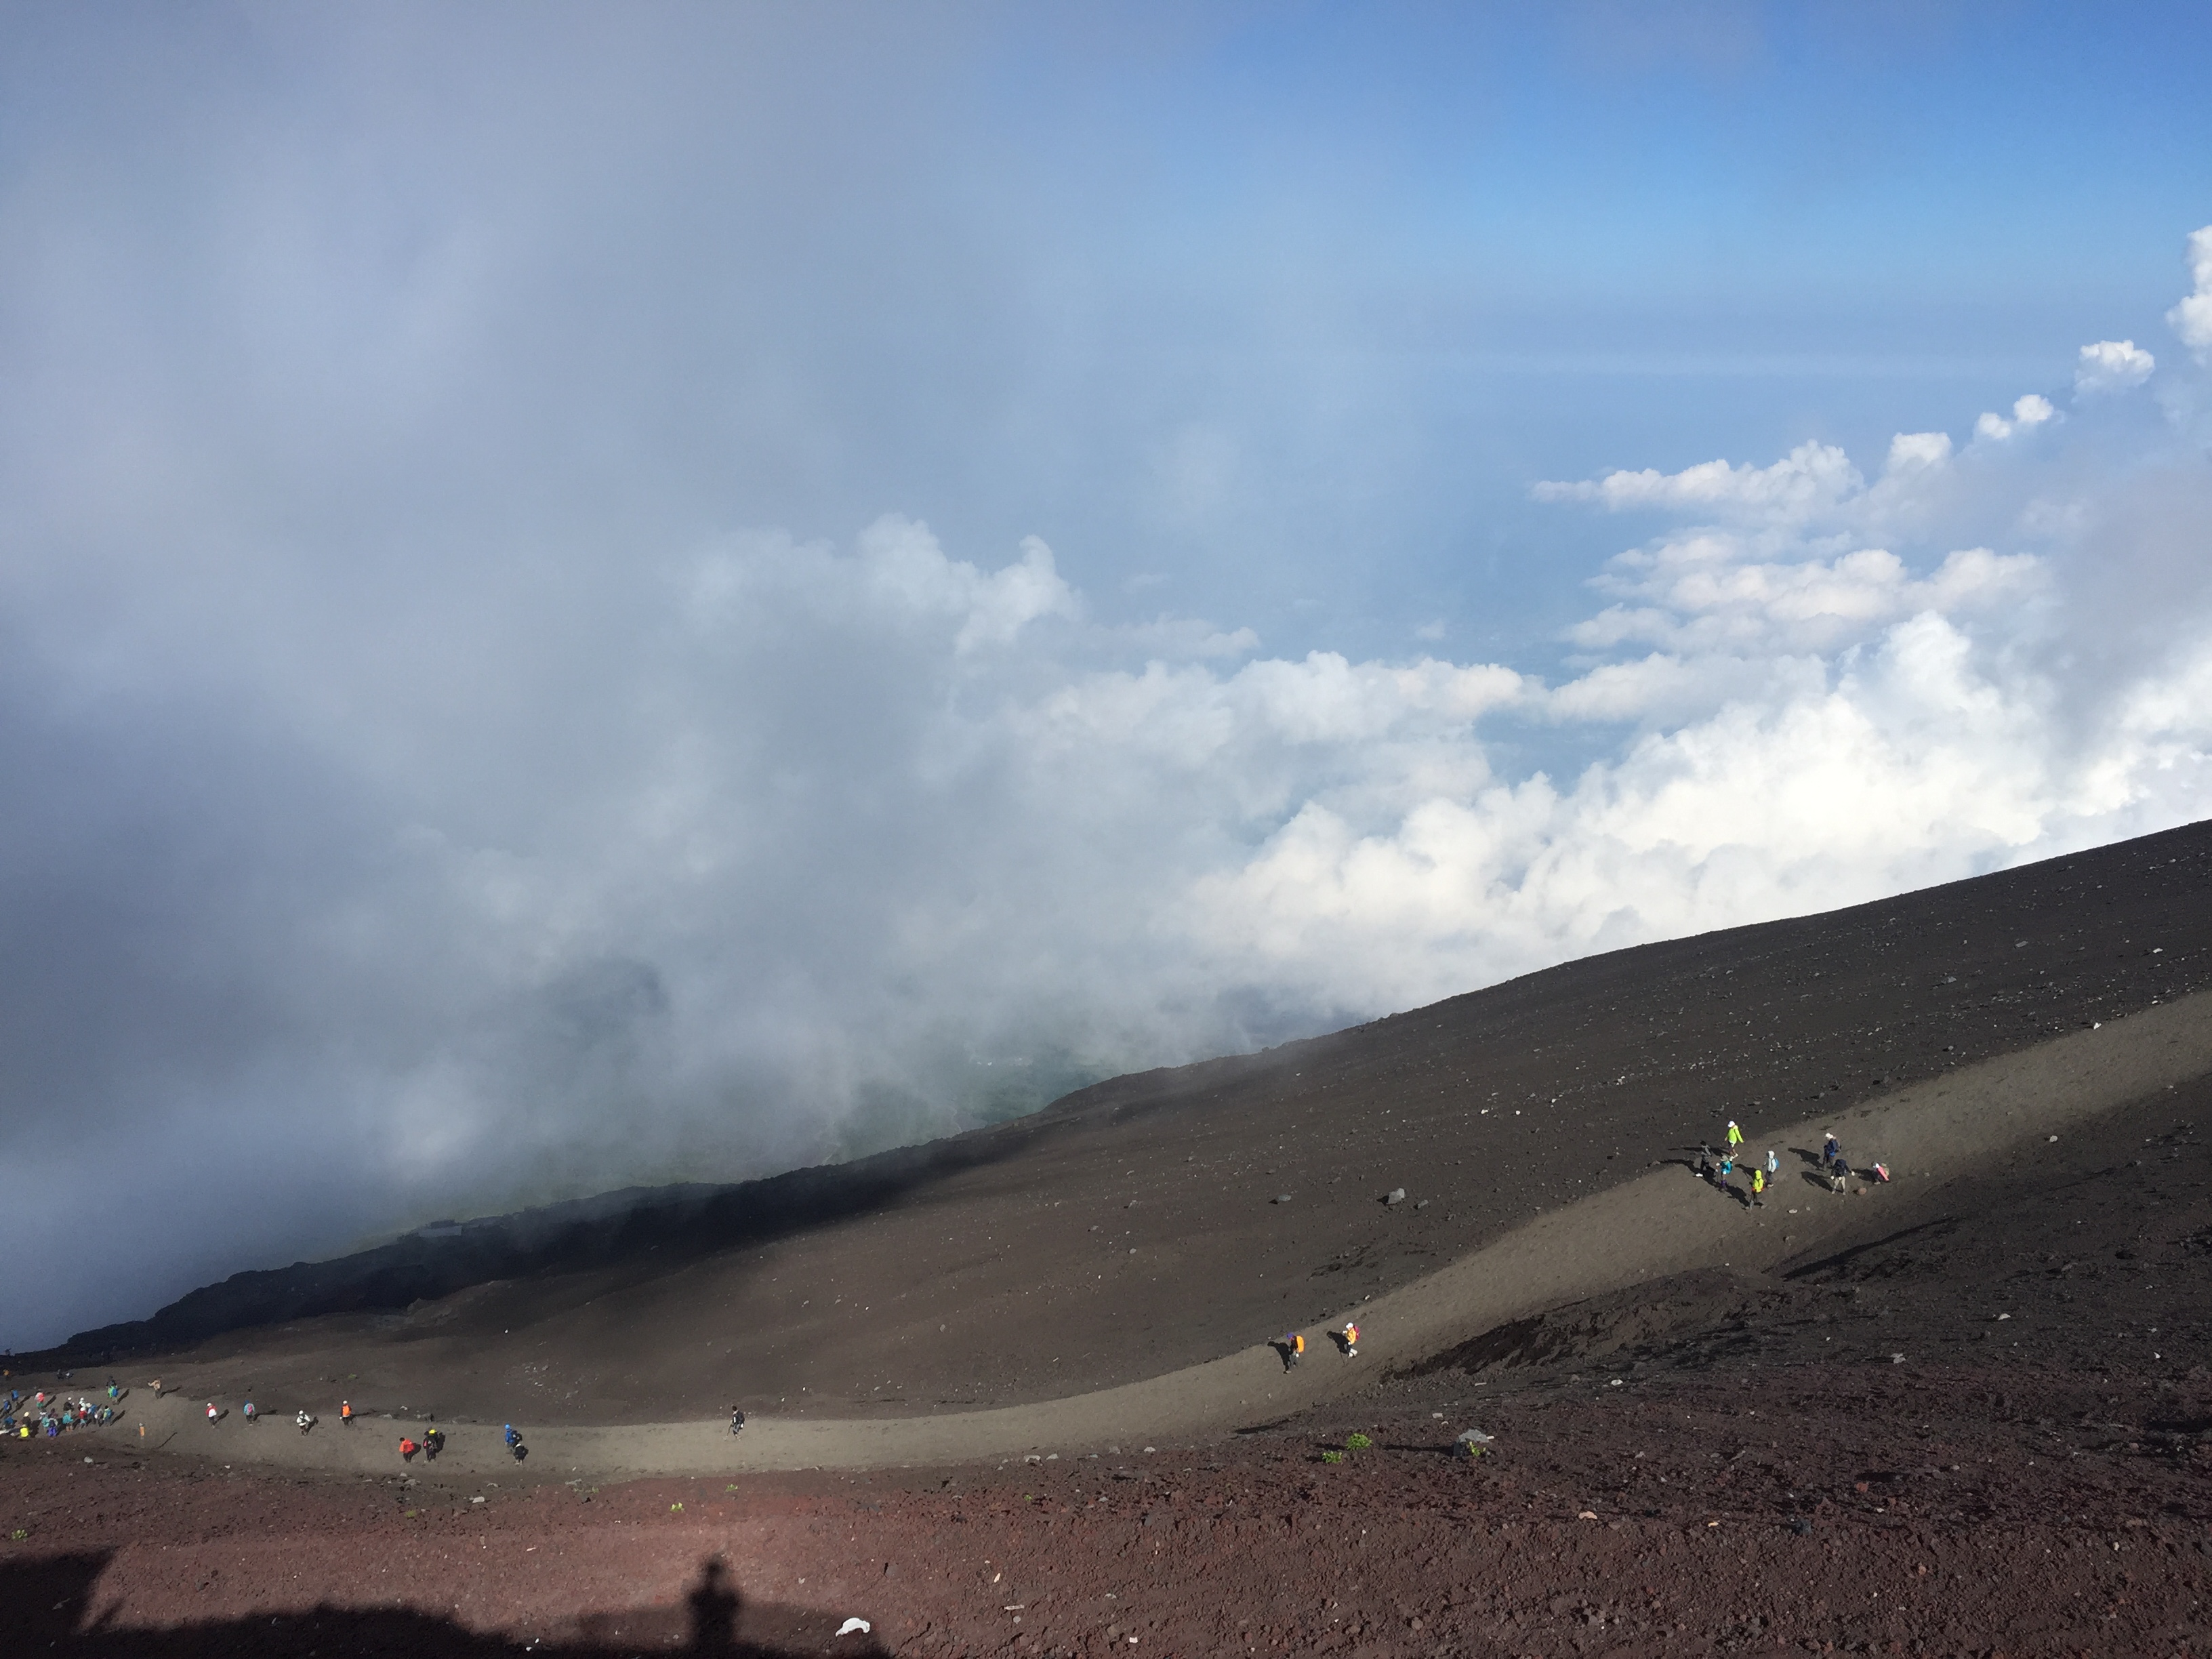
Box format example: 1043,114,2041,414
108,994,2212,1479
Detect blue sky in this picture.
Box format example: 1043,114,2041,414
3,1,2212,1346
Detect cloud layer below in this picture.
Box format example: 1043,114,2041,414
6,230,2212,1349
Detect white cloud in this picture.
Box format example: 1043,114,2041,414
1884,430,1953,472
2076,339,2156,393
2169,225,2212,364
1974,393,2057,443
1534,441,1860,523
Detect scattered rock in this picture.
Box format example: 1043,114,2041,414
1385,1188,1407,1206
1271,1193,1293,1205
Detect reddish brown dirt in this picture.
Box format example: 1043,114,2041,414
62,821,2212,1427
5,1360,2209,1657
11,1067,2212,1654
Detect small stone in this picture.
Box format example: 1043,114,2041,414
1271,1193,1293,1205
1384,1187,1407,1206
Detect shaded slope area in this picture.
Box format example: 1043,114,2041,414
63,818,2212,1422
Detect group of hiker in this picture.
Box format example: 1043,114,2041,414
382,1413,527,1464
1275,1319,1361,1370
216,1395,532,1463
1694,1118,1778,1205
16,1380,541,1467
1696,1119,1891,1204
3,1380,122,1439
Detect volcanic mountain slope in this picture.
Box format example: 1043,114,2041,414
11,1042,2212,1657
73,818,2212,1425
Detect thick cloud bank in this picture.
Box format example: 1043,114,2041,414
6,233,2212,1349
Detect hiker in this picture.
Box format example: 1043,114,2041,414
1750,1167,1765,1207
1822,1132,1840,1168
1828,1157,1851,1195
504,1422,520,1450
1288,1332,1305,1368
729,1406,745,1435
1726,1120,1744,1154
1694,1145,1715,1183
296,1409,314,1433
423,1425,444,1459
242,1400,256,1425
398,1435,417,1460
340,1400,353,1427
1872,1162,1891,1183
205,1401,220,1422
1342,1321,1360,1358
1765,1149,1779,1177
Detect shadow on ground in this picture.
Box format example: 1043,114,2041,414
1,1553,885,1658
